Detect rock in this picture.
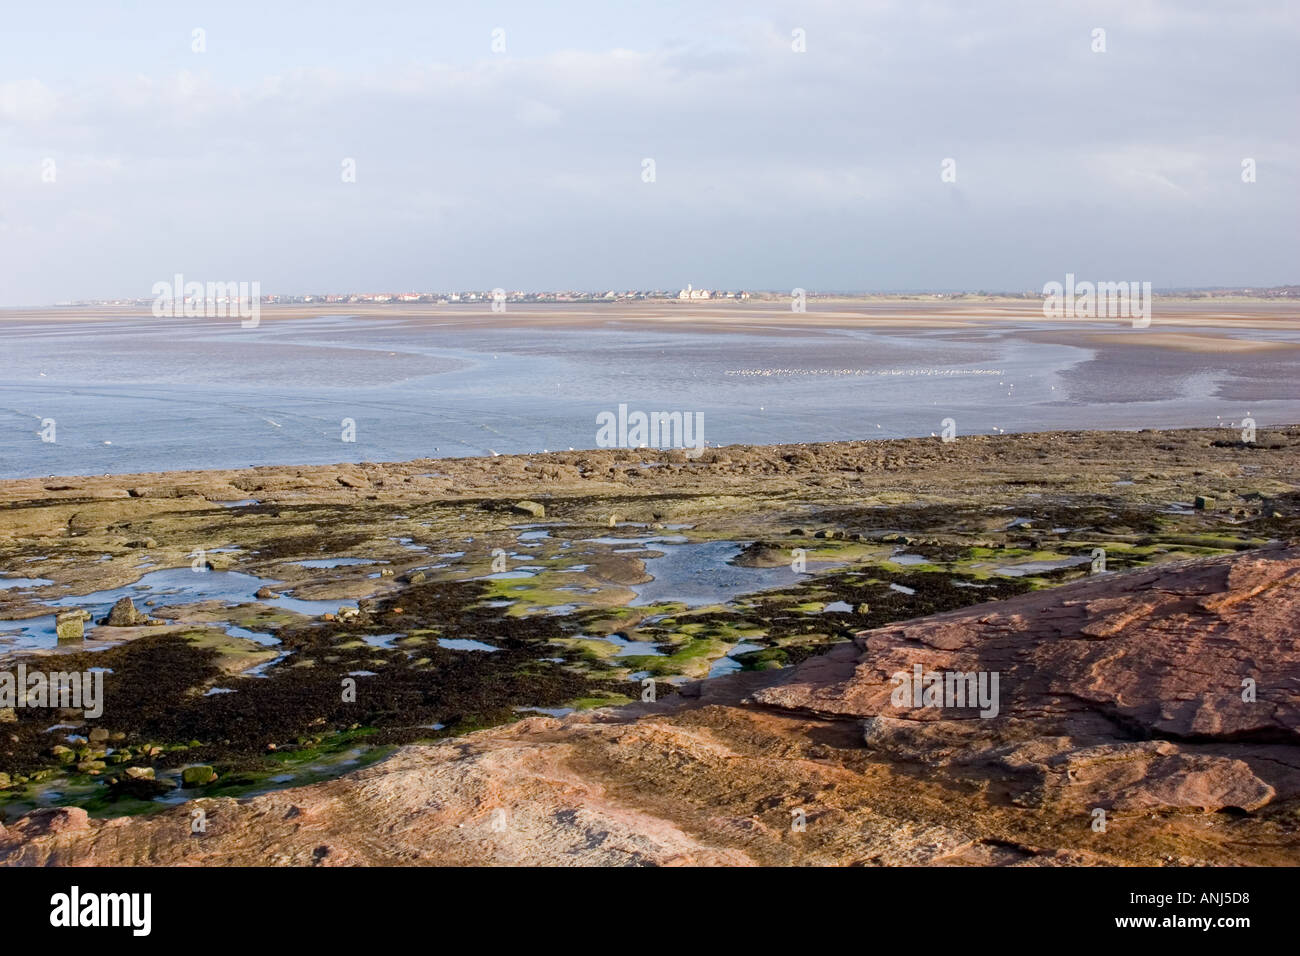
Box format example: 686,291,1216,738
7,807,90,838
730,541,789,568
101,596,148,627
109,768,176,800
2,486,1298,868
0,773,9,788
0,708,16,724
405,570,428,585
511,500,546,519
181,765,218,787
855,602,871,615
255,586,279,599
50,745,75,764
753,542,1300,815
1195,495,1215,510
55,609,84,642
88,728,109,744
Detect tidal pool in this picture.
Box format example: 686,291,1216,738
0,567,358,651
629,540,833,608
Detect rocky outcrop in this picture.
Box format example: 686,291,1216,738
751,542,1300,814
2,544,1298,866
730,541,789,568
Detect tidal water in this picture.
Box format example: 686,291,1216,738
3,309,1299,479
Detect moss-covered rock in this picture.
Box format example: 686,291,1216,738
181,765,218,787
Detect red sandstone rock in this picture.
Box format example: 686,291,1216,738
752,542,1300,812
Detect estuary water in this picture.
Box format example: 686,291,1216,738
2,307,1298,479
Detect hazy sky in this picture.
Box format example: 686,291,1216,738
1,0,1296,305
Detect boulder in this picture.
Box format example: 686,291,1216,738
181,765,218,787
511,500,546,519
730,541,789,568
55,609,84,642
109,767,176,800
101,597,148,627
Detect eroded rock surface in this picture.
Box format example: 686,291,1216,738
2,544,1297,866
753,543,1300,815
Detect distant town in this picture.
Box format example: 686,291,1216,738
50,284,1300,308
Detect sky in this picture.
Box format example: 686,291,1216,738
1,0,1297,305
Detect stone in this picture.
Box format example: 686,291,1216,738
181,765,218,787
753,542,1300,815
101,596,148,627
511,500,546,519
55,609,84,642
1195,495,1215,510
88,728,109,744
6,807,90,838
730,541,789,568
109,768,176,800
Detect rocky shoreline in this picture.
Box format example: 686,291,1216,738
1,425,1298,864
